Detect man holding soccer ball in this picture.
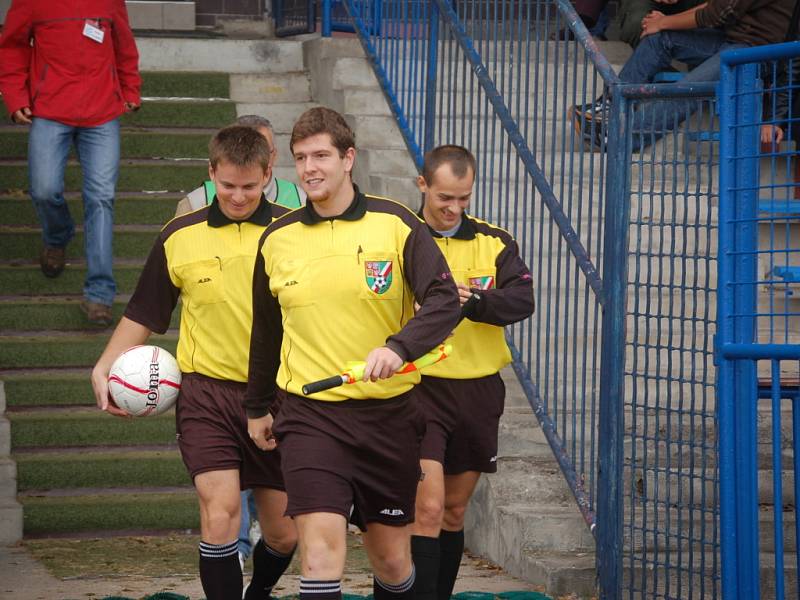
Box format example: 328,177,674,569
91,126,297,600
245,107,461,600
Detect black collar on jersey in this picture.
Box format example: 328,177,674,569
417,207,477,241
207,195,272,228
300,185,367,225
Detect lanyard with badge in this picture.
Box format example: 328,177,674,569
82,19,105,43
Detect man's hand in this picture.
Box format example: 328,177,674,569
124,102,140,112
362,346,404,382
91,362,131,418
11,107,32,124
456,283,474,305
248,414,277,451
641,10,666,38
761,124,785,146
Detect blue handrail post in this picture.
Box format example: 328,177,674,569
423,0,439,156
731,60,761,600
322,0,332,37
718,56,761,600
596,84,628,600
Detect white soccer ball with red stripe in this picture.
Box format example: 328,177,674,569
107,345,182,416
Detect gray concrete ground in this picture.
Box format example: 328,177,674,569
0,542,551,600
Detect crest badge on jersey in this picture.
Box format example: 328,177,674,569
469,275,495,290
365,260,393,294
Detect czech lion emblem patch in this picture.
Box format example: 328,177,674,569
365,260,393,294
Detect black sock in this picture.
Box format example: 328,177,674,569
244,539,296,600
299,577,342,600
437,529,464,600
199,540,243,600
411,535,440,600
373,565,415,600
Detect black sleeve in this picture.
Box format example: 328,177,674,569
385,222,460,361
244,238,283,418
123,236,180,334
469,238,535,326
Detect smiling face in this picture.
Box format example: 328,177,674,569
209,159,270,221
418,163,475,231
292,133,355,214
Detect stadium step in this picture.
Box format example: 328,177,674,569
0,34,323,539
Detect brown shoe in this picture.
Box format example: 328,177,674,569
80,300,113,326
40,246,66,278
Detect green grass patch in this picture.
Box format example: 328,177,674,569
0,98,234,128
0,130,212,160
141,72,230,99
0,301,181,331
121,101,236,129
10,410,177,449
0,265,143,296
0,335,177,368
0,163,206,193
26,533,203,578
3,376,95,407
0,195,180,226
22,532,378,581
21,492,198,535
16,450,188,490
1,230,156,260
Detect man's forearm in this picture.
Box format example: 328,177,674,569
661,3,708,30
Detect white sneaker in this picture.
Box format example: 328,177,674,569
248,520,262,549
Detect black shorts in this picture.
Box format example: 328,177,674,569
417,373,505,475
272,392,425,531
175,373,284,490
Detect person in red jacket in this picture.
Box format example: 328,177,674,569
0,0,141,326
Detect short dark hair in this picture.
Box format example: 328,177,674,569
422,145,476,184
290,107,355,157
236,114,274,132
209,125,271,171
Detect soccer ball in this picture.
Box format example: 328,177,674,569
107,345,182,416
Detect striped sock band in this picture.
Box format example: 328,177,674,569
375,564,416,594
263,541,294,559
299,577,342,597
199,540,239,559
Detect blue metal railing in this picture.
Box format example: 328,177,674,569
318,1,739,598
718,41,800,600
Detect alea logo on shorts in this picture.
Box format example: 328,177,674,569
365,260,393,294
379,508,405,516
468,275,495,290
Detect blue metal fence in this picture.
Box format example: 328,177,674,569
314,1,798,598
718,41,800,600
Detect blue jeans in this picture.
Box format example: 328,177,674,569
238,490,259,558
28,117,120,306
618,29,746,150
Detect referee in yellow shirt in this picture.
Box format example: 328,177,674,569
245,107,460,600
410,145,535,600
91,126,297,600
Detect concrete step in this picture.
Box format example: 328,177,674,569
235,102,320,134
127,1,195,31
137,37,305,73
0,498,23,545
229,73,312,104
0,457,17,498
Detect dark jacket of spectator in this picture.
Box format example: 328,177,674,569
696,0,795,47
0,0,141,127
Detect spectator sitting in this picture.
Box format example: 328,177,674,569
616,0,705,48
175,114,306,216
571,0,795,152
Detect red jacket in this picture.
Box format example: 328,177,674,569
0,0,141,127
